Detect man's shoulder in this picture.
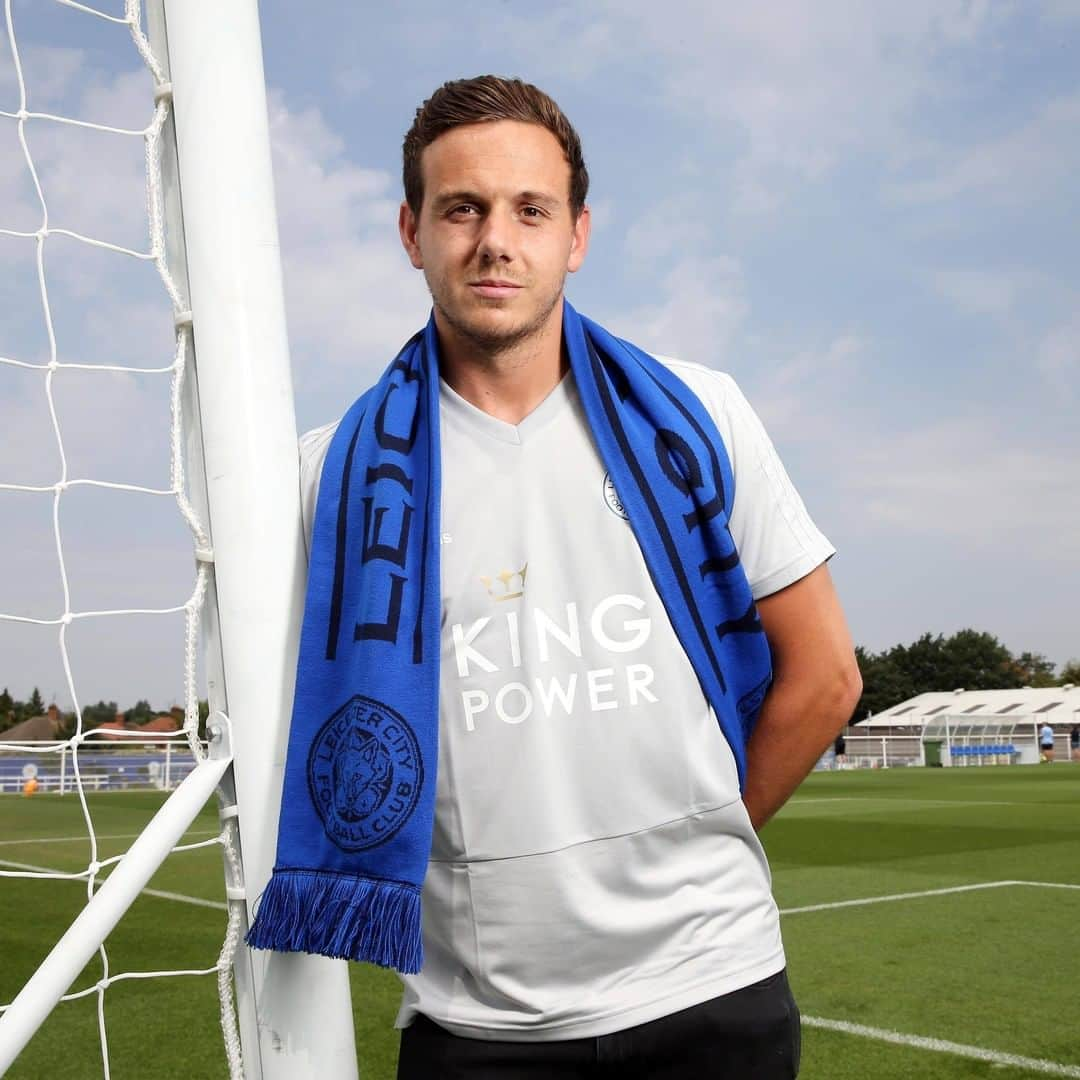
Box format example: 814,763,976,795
299,419,340,466
298,420,342,499
648,352,741,421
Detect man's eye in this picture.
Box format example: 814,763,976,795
521,206,545,218
449,204,478,217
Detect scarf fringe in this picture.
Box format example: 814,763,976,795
245,869,423,973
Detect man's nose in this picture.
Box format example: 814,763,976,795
477,206,515,262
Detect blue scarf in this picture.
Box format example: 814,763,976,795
246,301,772,973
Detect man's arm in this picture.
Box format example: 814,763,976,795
742,563,862,830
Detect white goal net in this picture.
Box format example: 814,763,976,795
0,2,358,1076
0,1,241,1075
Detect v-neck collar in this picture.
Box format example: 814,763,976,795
438,372,573,445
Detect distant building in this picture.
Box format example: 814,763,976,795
859,686,1080,732
845,685,1080,766
1,704,64,742
92,712,129,742
3,703,189,746
91,708,184,745
135,712,182,746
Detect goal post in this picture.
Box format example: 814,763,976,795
151,1,358,1076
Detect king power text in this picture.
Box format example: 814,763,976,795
450,593,660,731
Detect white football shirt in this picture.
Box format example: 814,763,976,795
299,356,834,1041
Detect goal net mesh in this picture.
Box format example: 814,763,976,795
0,1,242,1075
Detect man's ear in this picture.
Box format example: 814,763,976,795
399,201,424,270
567,205,591,274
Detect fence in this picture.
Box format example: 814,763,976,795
839,734,921,768
0,741,198,794
834,731,1078,769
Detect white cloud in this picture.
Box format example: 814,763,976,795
345,3,997,214
929,267,1034,316
0,48,202,706
333,67,372,100
0,363,202,706
602,254,748,365
0,44,87,107
844,418,1078,563
622,195,707,265
1037,317,1080,398
1041,0,1080,23
749,332,868,439
328,4,1071,223
0,63,159,265
579,1,1003,210
924,270,1080,399
266,91,429,396
886,92,1080,205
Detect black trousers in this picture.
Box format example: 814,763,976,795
397,968,801,1079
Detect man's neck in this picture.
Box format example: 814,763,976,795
436,304,568,426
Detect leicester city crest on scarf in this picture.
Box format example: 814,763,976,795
308,695,424,852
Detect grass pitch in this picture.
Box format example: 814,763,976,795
1,765,1077,1078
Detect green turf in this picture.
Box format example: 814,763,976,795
1,765,1078,1078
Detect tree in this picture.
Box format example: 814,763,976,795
1060,659,1080,685
0,687,13,731
56,709,78,740
939,629,1023,691
124,699,156,725
849,628,1044,722
1011,652,1057,688
27,687,45,717
82,700,120,730
850,646,916,724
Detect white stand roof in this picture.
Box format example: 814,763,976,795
862,686,1080,729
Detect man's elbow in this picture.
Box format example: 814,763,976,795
828,653,862,726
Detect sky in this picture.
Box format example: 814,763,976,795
0,0,1077,711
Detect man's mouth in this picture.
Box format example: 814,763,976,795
469,280,523,299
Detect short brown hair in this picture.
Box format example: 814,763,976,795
403,75,589,218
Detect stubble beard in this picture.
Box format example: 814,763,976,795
425,269,565,361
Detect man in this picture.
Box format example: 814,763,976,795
1040,721,1055,762
287,76,861,1078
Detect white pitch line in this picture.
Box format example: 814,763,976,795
0,830,218,848
788,797,1018,807
0,858,227,911
782,879,1080,915
128,888,226,912
804,1015,1080,1077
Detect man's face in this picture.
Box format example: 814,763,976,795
399,120,590,353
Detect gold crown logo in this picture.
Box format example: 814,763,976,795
480,563,528,602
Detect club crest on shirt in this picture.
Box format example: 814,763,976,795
602,472,629,519
307,694,423,852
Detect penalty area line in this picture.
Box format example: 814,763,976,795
781,879,1080,916
804,1015,1080,1078
781,880,1015,915
787,797,1019,807
0,858,227,911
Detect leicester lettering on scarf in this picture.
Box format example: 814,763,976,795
245,303,772,972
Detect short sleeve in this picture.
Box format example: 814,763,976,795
297,420,339,560
657,357,836,600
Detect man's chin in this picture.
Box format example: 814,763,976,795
444,308,541,349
